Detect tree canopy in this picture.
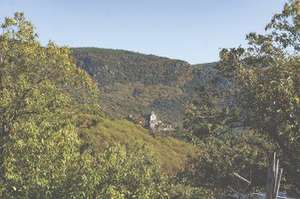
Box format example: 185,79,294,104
0,12,173,198
183,0,300,197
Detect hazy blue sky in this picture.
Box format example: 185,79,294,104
1,0,286,64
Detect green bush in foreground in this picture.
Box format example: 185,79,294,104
56,144,170,199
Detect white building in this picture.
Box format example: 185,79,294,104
149,111,158,132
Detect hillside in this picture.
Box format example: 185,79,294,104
71,47,232,173
72,48,230,126
77,113,198,174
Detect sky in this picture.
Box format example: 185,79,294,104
0,0,286,64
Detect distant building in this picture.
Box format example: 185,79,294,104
148,111,158,133
127,111,175,134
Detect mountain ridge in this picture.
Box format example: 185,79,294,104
72,47,229,127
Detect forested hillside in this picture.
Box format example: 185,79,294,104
73,48,230,126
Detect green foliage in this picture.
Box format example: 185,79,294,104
78,116,198,174
4,2,300,197
179,134,275,196
184,96,234,139
0,13,199,198
55,144,170,199
94,144,169,199
73,47,192,87
234,56,300,195
169,184,215,199
0,12,90,198
181,1,300,197
218,0,300,195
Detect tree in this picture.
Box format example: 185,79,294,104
0,12,181,198
179,134,275,197
184,97,235,140
219,0,300,195
0,12,100,198
94,143,169,199
182,0,299,196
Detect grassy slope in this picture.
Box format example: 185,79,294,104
78,114,197,174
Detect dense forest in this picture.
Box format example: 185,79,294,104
0,0,299,198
